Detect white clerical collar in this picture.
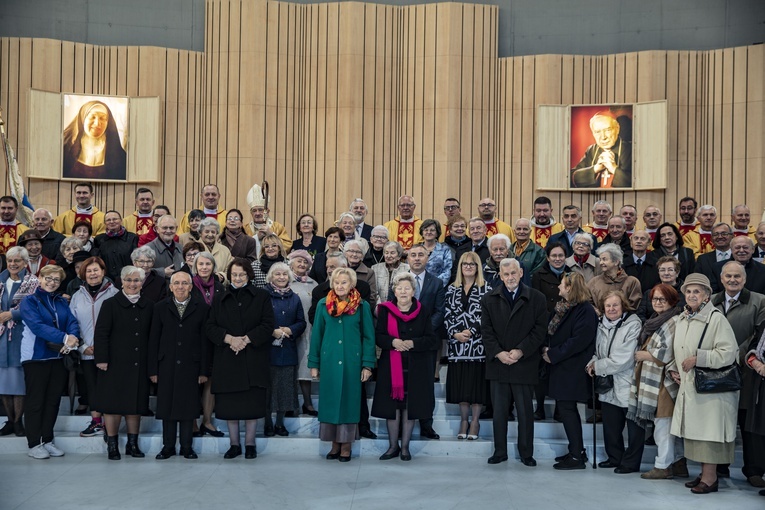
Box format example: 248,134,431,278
0,221,16,226
203,207,219,215
699,229,712,235
76,205,93,214
733,228,750,234
399,217,415,224
137,212,152,218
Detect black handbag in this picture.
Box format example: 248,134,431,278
46,341,82,373
593,319,621,395
693,312,742,394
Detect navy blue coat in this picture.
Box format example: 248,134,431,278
266,285,306,366
546,302,598,402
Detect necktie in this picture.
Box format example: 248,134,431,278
356,225,362,238
636,258,642,268
415,275,422,299
727,298,737,314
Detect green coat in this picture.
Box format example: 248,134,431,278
308,299,376,424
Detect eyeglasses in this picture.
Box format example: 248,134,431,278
443,205,460,211
43,276,61,284
133,259,153,265
398,203,414,208
573,241,590,247
461,262,477,267
478,203,495,208
226,216,242,221
651,297,668,303
345,249,363,255
371,235,388,240
712,232,731,238
185,251,200,259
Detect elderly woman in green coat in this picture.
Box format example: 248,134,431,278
309,267,376,462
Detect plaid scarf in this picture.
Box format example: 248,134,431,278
325,288,361,317
547,298,573,336
627,313,679,427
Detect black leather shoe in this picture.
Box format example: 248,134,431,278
273,425,289,437
13,420,24,437
488,454,508,464
521,457,537,467
200,424,225,437
400,450,412,461
0,421,14,436
264,426,275,437
359,428,377,439
338,454,351,462
554,456,586,470
379,448,400,460
155,447,176,460
224,445,242,459
302,404,318,417
614,466,637,474
245,446,257,459
598,460,618,468
533,411,546,421
556,451,588,462
326,450,341,460
420,428,440,440
180,447,198,459
758,489,765,496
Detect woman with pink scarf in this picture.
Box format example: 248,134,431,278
372,272,438,461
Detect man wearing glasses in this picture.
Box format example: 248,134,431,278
146,215,184,279
440,198,462,241
384,195,423,250
477,197,515,242
642,206,663,243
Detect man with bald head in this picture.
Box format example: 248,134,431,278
642,206,663,242
571,113,632,188
729,236,765,294
384,195,423,250
477,197,515,242
33,208,65,261
178,184,227,234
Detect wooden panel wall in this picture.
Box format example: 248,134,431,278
0,0,763,237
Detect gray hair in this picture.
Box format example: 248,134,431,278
156,214,177,228
572,233,594,250
349,198,367,211
712,222,733,233
730,235,755,248
120,265,146,281
170,271,192,284
60,237,83,254
326,253,348,267
266,261,294,283
383,241,404,258
596,243,624,265
130,246,157,263
391,272,416,290
192,251,217,275
498,258,521,271
6,246,29,262
337,212,356,225
591,200,612,213
33,208,53,220
608,216,626,227
698,204,717,216
488,233,512,250
199,217,221,234
720,260,746,280
372,225,388,237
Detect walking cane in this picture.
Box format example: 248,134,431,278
591,374,597,469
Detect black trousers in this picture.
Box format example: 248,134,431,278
419,352,437,432
359,380,370,430
80,360,99,412
727,409,765,477
556,400,584,457
162,419,194,449
23,360,68,448
490,381,534,458
601,401,645,470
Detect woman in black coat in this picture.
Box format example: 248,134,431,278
652,223,695,281
149,272,211,460
205,258,275,460
372,273,438,461
94,265,154,460
542,272,598,470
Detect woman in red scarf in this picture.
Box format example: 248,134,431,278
308,268,376,462
372,272,438,461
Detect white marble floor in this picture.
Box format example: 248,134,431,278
1,452,761,510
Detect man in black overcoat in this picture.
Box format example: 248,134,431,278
149,271,211,460
481,258,547,466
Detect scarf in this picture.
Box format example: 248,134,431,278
601,314,624,330
293,274,310,284
573,254,587,267
106,226,126,238
549,264,564,277
224,228,242,249
547,298,574,336
627,313,679,427
259,254,282,276
123,291,140,304
750,327,765,364
0,274,39,338
193,275,215,305
639,307,678,345
378,300,422,400
514,240,530,258
268,283,292,296
325,288,361,317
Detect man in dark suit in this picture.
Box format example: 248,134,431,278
694,222,733,293
307,253,376,439
33,208,66,261
622,230,660,293
392,244,446,439
571,113,632,189
602,216,632,257
481,258,547,466
730,236,765,294
547,205,596,257
350,198,373,241
452,218,491,282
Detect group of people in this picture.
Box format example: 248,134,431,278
0,183,763,497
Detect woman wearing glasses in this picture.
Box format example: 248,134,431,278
220,209,259,262
19,265,80,459
636,256,685,321
565,233,601,283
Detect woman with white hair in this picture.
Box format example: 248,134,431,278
337,212,358,242
0,246,38,437
565,233,601,283
364,226,389,267
589,243,642,314
252,233,288,288
288,250,319,415
263,262,306,436
130,245,167,303
343,239,377,302
94,265,154,460
198,217,233,283
371,241,409,307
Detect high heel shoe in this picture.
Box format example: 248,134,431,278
467,421,480,440
302,404,318,417
326,450,341,460
457,420,469,440
200,424,225,437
